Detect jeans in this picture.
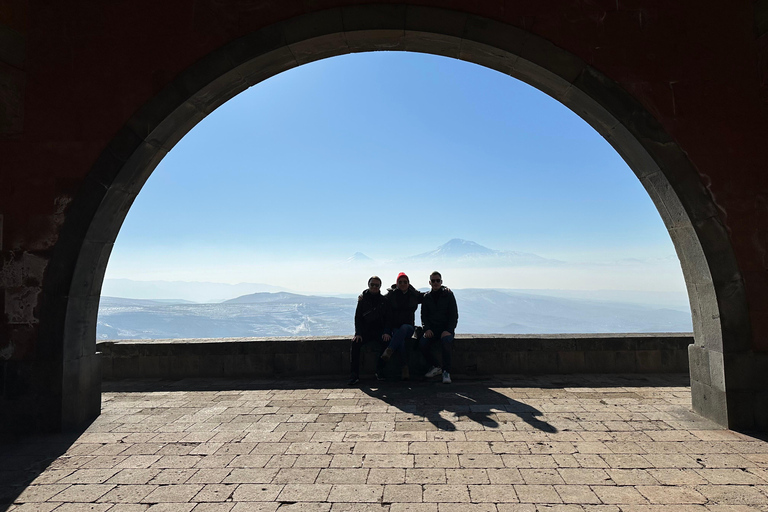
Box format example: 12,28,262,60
350,332,386,377
419,331,454,372
388,324,415,366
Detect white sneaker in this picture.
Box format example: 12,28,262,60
425,366,442,378
442,371,451,384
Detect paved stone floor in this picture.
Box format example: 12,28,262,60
3,374,768,512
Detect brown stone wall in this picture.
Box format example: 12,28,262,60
97,334,693,381
1,0,767,431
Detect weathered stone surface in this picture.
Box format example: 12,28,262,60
97,335,693,381
2,1,767,438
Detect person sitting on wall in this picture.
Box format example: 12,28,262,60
348,275,389,386
381,272,424,380
421,271,459,384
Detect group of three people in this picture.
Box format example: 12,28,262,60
349,271,459,386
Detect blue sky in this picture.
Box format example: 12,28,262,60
105,52,685,296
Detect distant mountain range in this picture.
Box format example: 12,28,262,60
101,279,289,303
97,288,692,340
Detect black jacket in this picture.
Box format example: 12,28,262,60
385,284,424,329
421,286,458,333
354,289,388,335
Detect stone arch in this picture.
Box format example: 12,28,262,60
43,6,748,429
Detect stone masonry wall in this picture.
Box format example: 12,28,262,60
98,333,692,381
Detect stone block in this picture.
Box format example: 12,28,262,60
61,352,101,430
519,31,585,85
188,67,249,116
170,355,200,379
344,29,405,52
707,348,726,391
402,32,462,58
510,57,572,101
584,349,612,374
61,296,100,360
96,335,694,381
236,47,297,88
690,379,728,428
99,350,112,380
526,350,558,373
604,122,662,180
238,353,272,377
144,100,206,152
503,350,524,373
459,39,517,76
290,33,350,65
640,171,690,230
297,351,319,375
614,350,637,372
636,350,662,372
561,85,619,137
557,351,585,373
691,283,723,352
139,355,163,378
274,353,299,377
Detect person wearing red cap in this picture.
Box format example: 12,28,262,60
380,272,424,380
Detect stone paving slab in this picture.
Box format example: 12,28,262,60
3,374,768,511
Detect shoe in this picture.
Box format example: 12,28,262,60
425,366,442,378
401,366,410,380
347,376,360,386
375,372,385,381
381,347,394,361
442,371,451,384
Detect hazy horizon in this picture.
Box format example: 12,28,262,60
104,52,687,302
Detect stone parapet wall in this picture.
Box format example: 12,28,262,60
97,333,693,381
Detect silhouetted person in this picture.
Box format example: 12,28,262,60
381,272,424,380
348,276,388,385
421,271,458,383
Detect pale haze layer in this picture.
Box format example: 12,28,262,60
104,52,686,300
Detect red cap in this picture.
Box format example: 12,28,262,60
396,272,409,283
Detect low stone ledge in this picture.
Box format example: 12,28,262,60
97,333,693,380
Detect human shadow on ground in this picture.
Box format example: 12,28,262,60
358,380,558,433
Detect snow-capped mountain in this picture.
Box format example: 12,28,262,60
346,252,374,263
408,239,560,266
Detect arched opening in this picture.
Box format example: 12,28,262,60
44,7,747,429
100,51,690,338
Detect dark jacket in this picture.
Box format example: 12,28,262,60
421,286,458,333
354,289,388,336
385,284,424,329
